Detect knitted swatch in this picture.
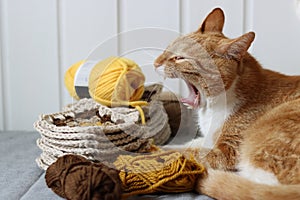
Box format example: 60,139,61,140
114,150,206,198
45,154,122,200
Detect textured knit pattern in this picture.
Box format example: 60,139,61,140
114,150,206,198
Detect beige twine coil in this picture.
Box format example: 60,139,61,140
34,84,172,170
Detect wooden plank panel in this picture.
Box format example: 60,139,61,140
0,40,3,131
3,0,60,130
0,0,4,130
251,0,300,75
0,0,7,131
119,0,181,95
59,0,118,105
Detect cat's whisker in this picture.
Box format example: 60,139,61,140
171,72,178,78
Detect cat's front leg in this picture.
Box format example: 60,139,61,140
163,136,239,171
204,133,242,171
162,137,213,165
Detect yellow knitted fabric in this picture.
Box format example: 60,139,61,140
114,150,206,198
64,57,148,124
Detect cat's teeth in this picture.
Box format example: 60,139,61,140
183,102,193,109
194,92,200,107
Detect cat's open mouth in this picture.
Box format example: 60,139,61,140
154,65,201,107
181,80,200,108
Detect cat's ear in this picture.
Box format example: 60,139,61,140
216,32,255,60
198,8,225,33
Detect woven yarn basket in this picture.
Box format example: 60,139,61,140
34,84,171,170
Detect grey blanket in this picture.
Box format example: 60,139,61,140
0,131,212,200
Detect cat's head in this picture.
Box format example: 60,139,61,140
154,8,255,108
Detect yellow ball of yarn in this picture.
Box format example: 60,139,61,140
88,57,146,107
64,56,147,107
64,60,85,100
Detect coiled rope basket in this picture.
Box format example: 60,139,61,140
34,84,171,170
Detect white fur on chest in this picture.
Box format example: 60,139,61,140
164,82,238,150
198,82,238,148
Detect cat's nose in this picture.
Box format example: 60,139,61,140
154,62,161,68
154,55,164,68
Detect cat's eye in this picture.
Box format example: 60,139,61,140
172,56,185,61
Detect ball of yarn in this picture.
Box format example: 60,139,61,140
64,57,146,107
114,150,206,198
64,60,85,100
45,154,122,200
89,57,145,107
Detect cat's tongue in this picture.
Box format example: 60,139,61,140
181,82,200,108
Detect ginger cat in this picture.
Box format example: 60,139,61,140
154,8,300,200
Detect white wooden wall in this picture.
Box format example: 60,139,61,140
1,0,300,131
